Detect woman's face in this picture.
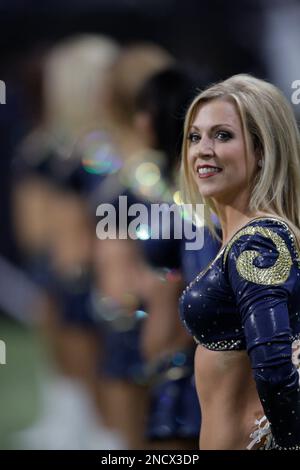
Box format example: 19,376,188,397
187,98,258,206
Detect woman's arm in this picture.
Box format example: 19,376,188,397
226,221,300,449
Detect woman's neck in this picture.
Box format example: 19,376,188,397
213,200,275,248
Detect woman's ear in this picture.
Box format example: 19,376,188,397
254,142,263,169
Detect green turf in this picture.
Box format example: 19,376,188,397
0,314,46,449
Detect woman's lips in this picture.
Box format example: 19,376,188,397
196,165,222,178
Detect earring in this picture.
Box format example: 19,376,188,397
258,159,262,168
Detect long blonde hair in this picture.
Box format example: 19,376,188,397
180,74,300,240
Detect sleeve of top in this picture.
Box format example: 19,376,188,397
225,221,300,449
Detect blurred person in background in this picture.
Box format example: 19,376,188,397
90,43,173,449
11,34,122,447
35,34,119,389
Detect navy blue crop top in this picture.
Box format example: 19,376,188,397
179,217,300,449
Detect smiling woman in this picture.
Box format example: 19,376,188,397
179,74,300,450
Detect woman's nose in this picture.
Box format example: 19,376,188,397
198,136,214,157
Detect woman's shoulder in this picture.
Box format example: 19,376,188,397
223,215,300,269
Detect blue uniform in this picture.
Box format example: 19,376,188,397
180,217,300,449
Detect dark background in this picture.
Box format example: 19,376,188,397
0,0,299,262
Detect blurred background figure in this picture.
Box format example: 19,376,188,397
90,43,173,449
9,34,124,449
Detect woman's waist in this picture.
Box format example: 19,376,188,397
199,374,264,450
195,345,259,404
201,394,263,426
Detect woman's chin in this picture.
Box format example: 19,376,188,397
197,185,220,199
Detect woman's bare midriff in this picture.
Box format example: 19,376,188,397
195,344,265,450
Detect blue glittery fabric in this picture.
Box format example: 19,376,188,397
180,217,300,448
146,348,201,440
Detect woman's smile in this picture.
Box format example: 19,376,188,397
196,163,223,179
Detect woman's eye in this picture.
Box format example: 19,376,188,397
187,132,200,144
216,131,231,141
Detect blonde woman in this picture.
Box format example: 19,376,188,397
12,34,120,426
179,74,300,450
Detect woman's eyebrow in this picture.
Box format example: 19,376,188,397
189,123,235,131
